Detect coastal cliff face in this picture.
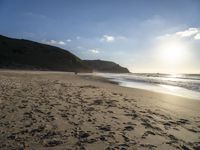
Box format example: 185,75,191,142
83,59,130,73
0,35,91,72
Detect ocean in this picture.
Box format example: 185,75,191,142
94,73,200,100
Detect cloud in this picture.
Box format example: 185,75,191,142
58,41,66,45
156,34,171,40
100,35,115,42
157,27,200,40
88,49,99,54
175,28,199,37
66,39,72,42
44,40,66,46
194,33,200,40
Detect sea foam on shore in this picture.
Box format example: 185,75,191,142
94,73,200,100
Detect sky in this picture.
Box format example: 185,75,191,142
0,0,200,73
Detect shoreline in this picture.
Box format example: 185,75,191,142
0,70,200,149
82,72,200,100
80,72,200,101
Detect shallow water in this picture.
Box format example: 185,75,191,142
94,73,200,100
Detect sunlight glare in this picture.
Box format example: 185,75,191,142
157,39,187,65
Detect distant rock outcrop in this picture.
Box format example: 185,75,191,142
0,35,91,72
83,59,130,73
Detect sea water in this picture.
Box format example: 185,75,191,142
94,73,200,100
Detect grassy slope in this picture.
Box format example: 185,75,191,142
0,35,91,72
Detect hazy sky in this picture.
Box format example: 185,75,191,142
0,0,200,73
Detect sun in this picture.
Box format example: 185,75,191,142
157,40,187,65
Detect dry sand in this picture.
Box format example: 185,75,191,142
0,70,200,150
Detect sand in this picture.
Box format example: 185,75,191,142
0,70,200,150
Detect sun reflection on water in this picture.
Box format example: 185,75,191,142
159,84,179,91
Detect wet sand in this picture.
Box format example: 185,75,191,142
0,70,200,150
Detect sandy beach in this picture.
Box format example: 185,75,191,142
0,70,200,150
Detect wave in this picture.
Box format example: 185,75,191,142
94,73,200,100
